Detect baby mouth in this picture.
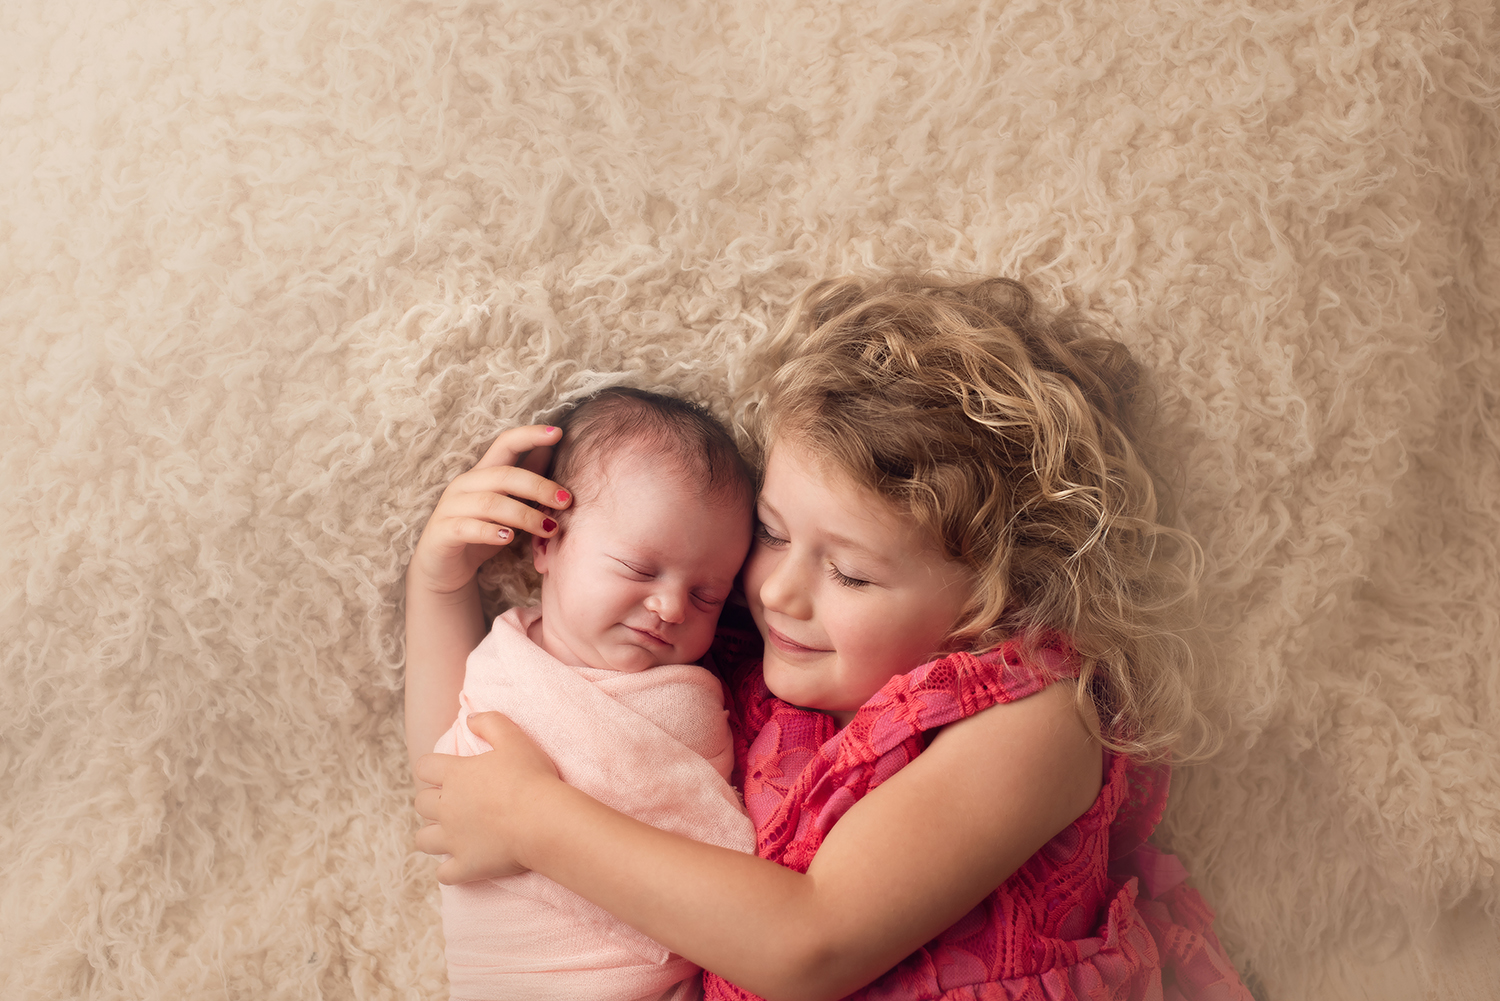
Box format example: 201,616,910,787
628,625,670,646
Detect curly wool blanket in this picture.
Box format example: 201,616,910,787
3,1,1496,999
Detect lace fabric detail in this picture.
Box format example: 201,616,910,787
704,637,1252,1001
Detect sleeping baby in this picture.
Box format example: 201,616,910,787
404,386,756,1001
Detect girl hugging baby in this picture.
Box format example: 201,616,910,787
407,274,1255,1001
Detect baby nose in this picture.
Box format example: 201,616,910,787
645,588,687,624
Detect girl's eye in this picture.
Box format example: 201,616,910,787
828,565,872,589
753,523,787,548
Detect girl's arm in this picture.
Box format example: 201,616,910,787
402,424,569,776
403,573,486,774
415,679,1101,1001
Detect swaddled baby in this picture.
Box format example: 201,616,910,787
410,387,756,1001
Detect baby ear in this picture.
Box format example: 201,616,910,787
531,511,558,574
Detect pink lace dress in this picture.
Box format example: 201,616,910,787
702,635,1253,1001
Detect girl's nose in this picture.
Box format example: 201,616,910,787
757,552,810,619
644,588,687,624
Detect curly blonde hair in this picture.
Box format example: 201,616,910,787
747,274,1212,761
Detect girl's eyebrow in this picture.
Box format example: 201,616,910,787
820,532,895,571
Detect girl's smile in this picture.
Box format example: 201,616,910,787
764,623,831,655
742,441,976,726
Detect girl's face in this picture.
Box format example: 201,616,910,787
742,441,976,726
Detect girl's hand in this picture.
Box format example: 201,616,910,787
413,711,562,885
403,425,572,772
408,424,573,597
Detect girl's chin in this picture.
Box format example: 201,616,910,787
763,659,833,714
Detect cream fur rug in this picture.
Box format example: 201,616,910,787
3,1,1496,998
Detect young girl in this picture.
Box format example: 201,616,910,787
413,275,1254,1000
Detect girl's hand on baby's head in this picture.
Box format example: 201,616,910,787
413,711,561,884
409,425,573,596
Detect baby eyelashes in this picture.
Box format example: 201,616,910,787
611,557,729,613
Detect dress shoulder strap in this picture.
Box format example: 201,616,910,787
844,638,1076,751
741,637,1081,872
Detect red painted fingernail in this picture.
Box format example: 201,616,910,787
497,528,512,542
541,517,557,533
555,489,571,504
545,426,559,434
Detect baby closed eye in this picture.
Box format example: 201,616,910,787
691,591,726,611
612,558,655,580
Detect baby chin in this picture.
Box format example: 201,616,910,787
600,631,679,672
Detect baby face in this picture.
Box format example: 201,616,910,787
531,454,752,673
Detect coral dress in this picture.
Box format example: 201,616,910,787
702,631,1253,1001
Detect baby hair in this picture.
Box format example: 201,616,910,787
547,386,756,519
751,274,1210,761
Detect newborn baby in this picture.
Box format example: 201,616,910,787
419,387,756,1001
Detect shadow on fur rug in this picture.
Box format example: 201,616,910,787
2,0,1497,998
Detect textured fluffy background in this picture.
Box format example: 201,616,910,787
3,0,1497,998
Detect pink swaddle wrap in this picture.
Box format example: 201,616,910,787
435,606,755,1001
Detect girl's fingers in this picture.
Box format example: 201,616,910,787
436,854,482,886
519,442,553,477
414,753,451,794
442,490,561,540
414,792,441,828
449,519,515,545
414,822,442,856
475,424,563,473
452,464,573,521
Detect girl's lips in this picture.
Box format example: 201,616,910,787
766,624,830,655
